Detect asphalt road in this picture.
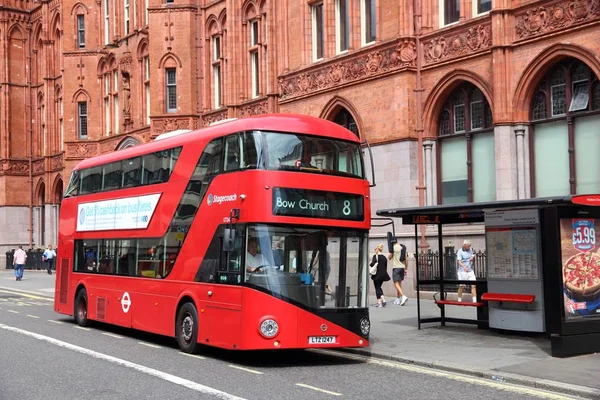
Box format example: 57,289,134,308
0,290,584,400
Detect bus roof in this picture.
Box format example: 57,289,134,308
74,114,361,171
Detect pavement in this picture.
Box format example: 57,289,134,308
2,269,600,399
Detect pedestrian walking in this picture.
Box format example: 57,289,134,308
43,244,57,275
13,245,27,281
388,241,409,305
370,244,390,308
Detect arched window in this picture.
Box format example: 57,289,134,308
437,83,495,204
332,107,359,137
530,58,600,196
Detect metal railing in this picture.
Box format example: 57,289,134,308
416,249,486,291
5,249,57,271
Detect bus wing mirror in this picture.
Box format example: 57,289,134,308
362,138,376,187
223,229,235,252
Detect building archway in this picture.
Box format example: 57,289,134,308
35,181,46,247
433,81,495,205
527,57,600,197
116,136,141,150
321,97,361,137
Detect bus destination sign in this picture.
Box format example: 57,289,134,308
272,188,364,221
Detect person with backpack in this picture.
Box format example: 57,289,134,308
388,241,408,305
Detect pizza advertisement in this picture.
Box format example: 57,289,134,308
560,218,600,320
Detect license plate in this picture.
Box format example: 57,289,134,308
308,336,336,344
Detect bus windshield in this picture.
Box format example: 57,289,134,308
244,224,368,309
257,131,364,179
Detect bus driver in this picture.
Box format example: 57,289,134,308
246,237,268,272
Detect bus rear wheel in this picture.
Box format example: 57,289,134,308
176,303,199,354
74,289,90,327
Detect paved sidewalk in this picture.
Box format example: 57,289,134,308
2,269,599,398
347,296,600,399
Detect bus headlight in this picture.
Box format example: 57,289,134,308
360,317,370,336
259,317,279,338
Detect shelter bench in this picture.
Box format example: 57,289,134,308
481,293,536,304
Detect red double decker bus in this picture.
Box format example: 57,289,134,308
54,114,372,352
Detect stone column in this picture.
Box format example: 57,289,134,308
494,125,518,200
515,127,526,199
423,140,435,205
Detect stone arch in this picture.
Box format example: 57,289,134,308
34,179,46,206
423,69,493,138
136,38,149,60
513,43,600,122
97,57,108,76
107,54,118,70
320,96,363,138
243,0,259,20
218,9,227,28
116,136,142,150
9,24,24,39
70,2,88,15
51,174,64,203
72,88,91,103
206,14,220,36
259,0,267,14
50,11,61,31
158,52,183,69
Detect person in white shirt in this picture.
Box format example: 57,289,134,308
43,244,57,275
246,238,268,272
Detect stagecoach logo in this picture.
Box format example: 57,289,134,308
206,193,237,206
79,207,85,225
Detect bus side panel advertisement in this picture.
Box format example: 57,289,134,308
76,193,161,232
272,188,364,221
559,218,600,320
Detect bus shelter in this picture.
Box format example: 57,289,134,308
377,195,600,357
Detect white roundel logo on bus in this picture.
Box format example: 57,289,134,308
121,292,131,313
207,194,214,206
79,208,85,225
320,324,328,332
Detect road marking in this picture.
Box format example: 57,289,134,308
227,365,263,375
0,288,52,301
295,383,342,396
26,314,40,319
102,332,124,339
180,352,206,360
138,341,161,349
48,320,64,324
7,310,19,314
0,323,247,400
74,326,91,331
315,350,576,400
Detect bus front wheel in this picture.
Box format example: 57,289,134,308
176,303,199,354
74,289,90,327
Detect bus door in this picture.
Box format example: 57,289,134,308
198,224,244,348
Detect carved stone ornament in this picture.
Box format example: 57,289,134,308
152,118,191,135
66,143,98,159
515,0,600,40
119,51,134,75
202,110,229,127
0,160,30,175
239,99,269,118
279,39,417,101
423,23,492,65
50,154,64,170
33,160,45,174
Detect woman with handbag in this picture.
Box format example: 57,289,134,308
370,244,391,308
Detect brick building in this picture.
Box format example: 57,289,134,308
1,0,600,254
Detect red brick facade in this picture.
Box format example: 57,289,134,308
1,0,600,249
